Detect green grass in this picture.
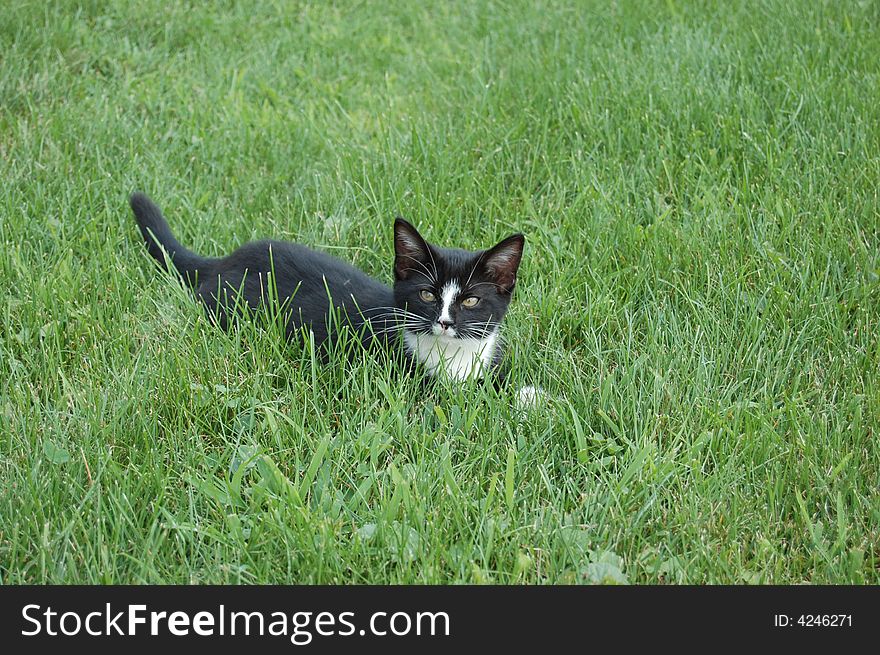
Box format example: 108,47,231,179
1,0,878,584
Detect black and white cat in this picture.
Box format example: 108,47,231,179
130,193,525,384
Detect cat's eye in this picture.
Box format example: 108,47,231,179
461,296,480,308
419,290,436,302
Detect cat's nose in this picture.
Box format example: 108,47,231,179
438,319,454,330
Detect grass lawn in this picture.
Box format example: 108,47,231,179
1,0,878,584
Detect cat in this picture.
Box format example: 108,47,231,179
130,193,525,384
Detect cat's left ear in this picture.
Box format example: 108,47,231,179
394,217,433,281
482,234,525,293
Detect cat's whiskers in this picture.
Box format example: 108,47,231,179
365,314,428,337
456,315,502,343
463,251,485,289
361,307,424,322
365,315,423,329
363,307,423,321
399,254,438,285
423,245,439,284
464,281,507,292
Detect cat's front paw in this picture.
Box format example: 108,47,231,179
515,385,545,411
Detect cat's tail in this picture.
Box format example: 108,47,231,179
129,192,213,286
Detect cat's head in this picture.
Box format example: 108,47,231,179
392,218,525,341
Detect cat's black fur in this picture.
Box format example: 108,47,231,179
130,192,524,380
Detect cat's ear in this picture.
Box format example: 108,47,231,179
394,218,432,280
481,234,525,293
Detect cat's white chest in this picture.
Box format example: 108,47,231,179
404,330,498,380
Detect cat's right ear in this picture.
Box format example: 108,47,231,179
394,218,432,280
